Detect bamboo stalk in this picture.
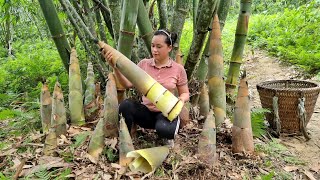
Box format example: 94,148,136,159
157,0,168,29
197,110,216,164
99,41,183,121
106,0,121,47
69,48,86,126
137,0,153,55
40,81,52,134
51,81,67,136
226,0,252,96
232,71,254,153
208,15,226,126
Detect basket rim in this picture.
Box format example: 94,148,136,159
256,79,320,92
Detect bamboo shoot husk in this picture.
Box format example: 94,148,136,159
208,15,226,126
84,62,99,121
87,117,106,160
40,81,52,134
197,110,216,164
51,81,67,136
43,128,57,156
199,83,210,120
103,73,119,137
119,116,134,166
99,41,183,121
232,72,254,153
69,48,85,126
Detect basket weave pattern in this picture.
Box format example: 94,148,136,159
257,80,320,133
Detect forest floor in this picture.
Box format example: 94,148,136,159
0,49,320,179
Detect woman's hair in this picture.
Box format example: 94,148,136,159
154,29,178,46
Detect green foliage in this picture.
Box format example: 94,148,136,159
0,109,19,120
72,132,90,148
248,1,320,73
252,0,313,14
251,108,270,138
103,147,118,162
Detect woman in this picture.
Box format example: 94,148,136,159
102,29,189,146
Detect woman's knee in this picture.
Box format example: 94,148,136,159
155,115,180,139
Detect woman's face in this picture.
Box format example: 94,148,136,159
151,35,172,61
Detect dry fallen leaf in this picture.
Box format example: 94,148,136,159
283,166,299,172
303,170,316,180
310,163,320,173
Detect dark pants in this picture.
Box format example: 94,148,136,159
119,99,179,139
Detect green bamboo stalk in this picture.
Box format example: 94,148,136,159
95,10,108,43
84,62,99,121
225,0,252,96
170,0,190,56
217,0,232,31
51,81,67,136
107,0,121,47
100,0,115,43
208,14,226,127
43,128,58,156
40,81,52,134
193,0,199,29
81,0,97,38
157,0,168,29
197,110,216,164
184,0,218,79
103,73,119,137
38,0,71,71
232,71,254,153
69,48,86,126
137,0,153,55
117,0,139,59
119,116,134,166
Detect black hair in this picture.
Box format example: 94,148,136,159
154,29,178,46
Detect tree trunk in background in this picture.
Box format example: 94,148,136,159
170,0,189,57
208,15,226,127
193,0,199,29
217,0,232,30
184,0,217,79
232,71,254,153
4,3,12,57
106,0,121,47
157,0,168,29
137,0,154,56
225,0,252,96
95,10,108,43
38,0,71,71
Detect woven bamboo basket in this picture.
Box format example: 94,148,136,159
256,80,320,133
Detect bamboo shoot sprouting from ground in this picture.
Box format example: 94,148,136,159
43,128,58,156
87,118,106,160
226,0,252,96
99,41,183,121
198,110,216,164
40,81,52,134
199,83,210,120
103,73,119,137
69,48,85,126
38,0,71,71
232,71,254,153
51,81,67,136
208,15,226,127
84,62,99,121
119,116,134,166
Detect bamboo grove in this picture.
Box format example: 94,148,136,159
38,0,254,172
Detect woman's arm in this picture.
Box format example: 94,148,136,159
101,49,133,88
177,84,190,103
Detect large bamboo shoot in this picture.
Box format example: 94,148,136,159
51,81,67,136
69,48,85,126
43,128,58,156
40,81,52,134
119,116,134,166
84,62,99,121
232,72,254,153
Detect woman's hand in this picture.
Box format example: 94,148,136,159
101,48,115,68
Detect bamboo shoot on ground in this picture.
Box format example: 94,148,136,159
84,62,99,121
119,116,134,166
208,15,226,126
232,72,254,153
40,81,52,134
51,81,67,136
69,48,86,126
43,128,58,156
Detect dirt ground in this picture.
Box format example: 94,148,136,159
244,50,320,169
